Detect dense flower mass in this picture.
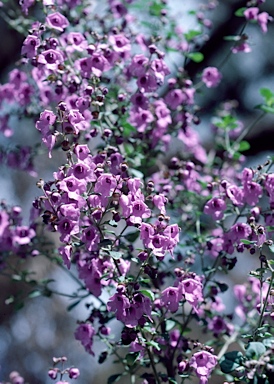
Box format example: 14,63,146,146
0,0,274,383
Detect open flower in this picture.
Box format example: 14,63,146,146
190,351,217,384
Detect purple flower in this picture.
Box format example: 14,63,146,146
75,323,95,355
137,71,158,92
232,42,251,54
13,226,35,245
20,0,35,15
129,54,149,76
244,7,259,20
0,210,9,237
129,200,151,224
258,12,273,33
21,35,40,59
154,99,171,129
74,144,90,160
243,181,262,206
70,161,96,182
58,176,87,199
201,67,222,88
204,197,226,220
107,291,130,322
180,278,203,313
68,368,80,379
81,226,100,252
110,1,128,18
165,89,185,109
38,49,64,70
226,184,244,206
151,59,170,84
66,32,88,52
129,108,154,132
190,351,217,384
57,218,79,243
208,316,233,336
109,34,131,53
160,287,182,312
36,110,56,135
58,245,72,269
46,12,69,32
230,222,252,243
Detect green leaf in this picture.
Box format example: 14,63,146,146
257,105,274,114
99,239,113,247
268,244,274,253
120,119,136,137
12,274,22,281
219,351,244,373
215,282,229,293
184,29,201,42
108,220,118,227
67,300,81,311
108,251,123,260
139,289,155,302
167,378,177,384
260,87,274,101
124,231,140,243
186,52,204,63
235,7,247,17
246,342,266,360
263,336,274,347
165,319,176,331
107,374,122,384
146,340,161,351
149,1,164,16
125,352,139,366
238,140,250,152
240,239,256,245
224,35,242,41
28,290,42,299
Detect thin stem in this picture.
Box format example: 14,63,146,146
217,331,239,360
147,346,161,384
233,112,266,148
253,266,274,340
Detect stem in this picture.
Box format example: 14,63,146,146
233,112,266,148
217,331,239,360
146,345,161,384
253,266,274,340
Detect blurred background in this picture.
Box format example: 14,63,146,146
1,0,274,382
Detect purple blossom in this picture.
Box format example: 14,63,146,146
38,49,64,70
129,54,149,76
201,67,222,88
13,226,35,246
226,184,244,206
46,12,69,32
109,34,131,53
160,287,182,312
230,222,252,243
243,181,262,206
204,197,226,220
137,71,158,92
232,42,251,54
165,89,185,109
258,12,273,33
190,351,217,384
107,291,130,322
75,323,95,355
180,278,203,313
21,35,40,58
129,108,154,132
244,7,259,20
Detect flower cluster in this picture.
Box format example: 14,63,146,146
0,0,274,383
